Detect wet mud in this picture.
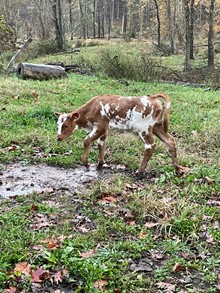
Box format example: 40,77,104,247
0,163,109,198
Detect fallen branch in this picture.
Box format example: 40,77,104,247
6,37,33,73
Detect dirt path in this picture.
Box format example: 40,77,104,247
0,163,108,198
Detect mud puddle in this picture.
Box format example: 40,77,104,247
0,163,115,198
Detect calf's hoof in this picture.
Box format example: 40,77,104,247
96,163,104,171
83,161,90,169
176,165,190,177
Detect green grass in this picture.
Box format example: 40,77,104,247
0,45,220,292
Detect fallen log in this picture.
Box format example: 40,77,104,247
45,62,80,71
17,63,66,80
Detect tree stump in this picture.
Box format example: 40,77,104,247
16,63,67,80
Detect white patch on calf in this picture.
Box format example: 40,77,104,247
129,107,156,133
57,114,68,135
140,96,149,107
166,101,171,109
98,138,104,146
100,102,110,117
144,143,153,149
139,132,154,149
86,125,98,139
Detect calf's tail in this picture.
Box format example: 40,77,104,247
150,93,171,133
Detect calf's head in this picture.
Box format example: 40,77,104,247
55,112,79,141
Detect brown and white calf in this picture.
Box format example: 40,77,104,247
55,93,187,176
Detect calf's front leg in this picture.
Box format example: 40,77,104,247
97,133,107,170
81,127,106,169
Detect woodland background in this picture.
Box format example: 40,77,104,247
0,0,218,77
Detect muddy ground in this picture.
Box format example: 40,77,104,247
0,162,132,199
0,163,116,198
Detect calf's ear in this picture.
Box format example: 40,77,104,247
70,112,80,120
55,112,61,118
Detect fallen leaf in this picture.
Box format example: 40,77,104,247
31,91,40,98
206,231,214,243
207,199,220,206
79,250,96,258
30,214,53,230
126,220,136,226
32,245,45,251
6,145,18,151
191,130,197,136
139,232,148,239
14,262,31,275
150,250,164,260
144,222,160,228
94,280,108,291
48,240,60,250
201,214,213,220
153,233,162,240
78,224,89,233
30,204,38,212
213,221,219,229
173,262,186,273
3,287,17,293
31,267,50,283
98,195,118,204
157,282,176,293
53,271,63,285
115,207,134,219
204,176,214,185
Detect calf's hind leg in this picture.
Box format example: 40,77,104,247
153,124,188,175
137,131,155,175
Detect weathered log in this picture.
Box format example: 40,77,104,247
17,63,66,80
45,62,80,71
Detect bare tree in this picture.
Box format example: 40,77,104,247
166,0,175,53
49,0,64,50
184,0,191,73
189,0,195,59
208,0,215,68
79,0,86,38
153,0,161,48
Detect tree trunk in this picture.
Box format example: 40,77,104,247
189,0,195,59
68,0,74,40
121,1,127,35
153,0,161,48
93,0,96,38
184,0,191,74
126,0,132,40
107,0,113,40
16,63,66,80
167,0,174,53
79,0,86,38
146,0,150,28
208,0,215,68
50,0,64,51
